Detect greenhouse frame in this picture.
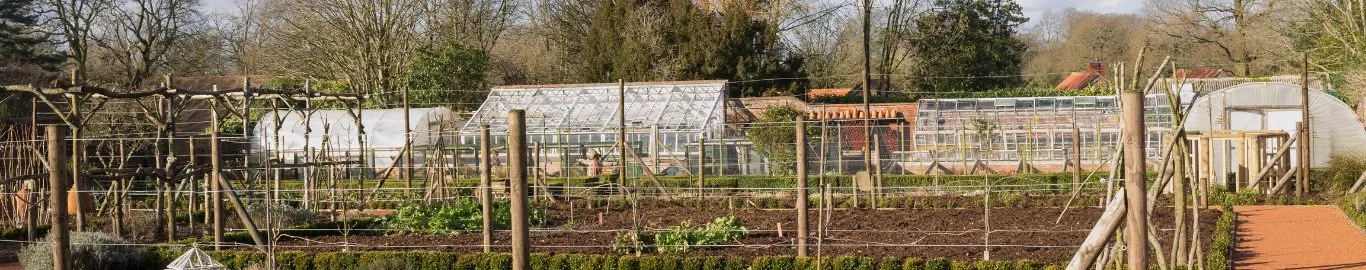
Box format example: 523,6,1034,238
905,94,1174,171
458,80,727,154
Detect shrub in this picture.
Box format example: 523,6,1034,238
19,231,143,270
1206,203,1236,270
1319,155,1366,193
244,203,317,229
125,213,162,243
380,199,549,235
1338,193,1366,233
654,215,748,253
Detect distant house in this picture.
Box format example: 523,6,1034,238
805,79,903,101
1055,60,1107,91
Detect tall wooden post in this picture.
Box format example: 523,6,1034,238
25,180,37,242
480,124,493,253
1299,52,1310,196
697,139,705,197
211,104,224,250
47,126,70,270
859,0,873,209
508,110,530,270
68,94,85,231
1073,126,1082,192
796,116,809,257
1121,83,1148,270
618,80,627,186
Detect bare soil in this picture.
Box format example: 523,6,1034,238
271,206,1218,263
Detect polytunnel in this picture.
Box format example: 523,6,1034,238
252,107,459,167
1184,82,1366,168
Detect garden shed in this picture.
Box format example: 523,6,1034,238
1184,82,1366,169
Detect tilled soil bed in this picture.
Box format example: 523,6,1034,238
273,206,1218,263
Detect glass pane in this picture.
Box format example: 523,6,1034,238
958,101,976,110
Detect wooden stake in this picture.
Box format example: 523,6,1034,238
1073,126,1082,192
26,180,37,242
697,138,705,198
47,126,70,270
1122,73,1150,270
1066,189,1128,270
403,81,413,196
796,115,809,257
1299,52,1311,196
480,124,493,253
211,104,224,250
508,110,530,270
617,80,627,187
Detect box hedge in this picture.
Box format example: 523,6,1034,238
137,250,1066,270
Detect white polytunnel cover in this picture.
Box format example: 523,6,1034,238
1184,82,1366,168
252,107,458,167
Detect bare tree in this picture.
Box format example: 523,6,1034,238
45,0,112,83
424,0,520,51
271,0,423,101
1146,0,1295,76
91,0,202,87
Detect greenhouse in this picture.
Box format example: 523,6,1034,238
906,95,1174,172
1184,82,1366,170
252,107,459,167
457,81,727,153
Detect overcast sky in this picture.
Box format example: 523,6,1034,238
200,0,1146,22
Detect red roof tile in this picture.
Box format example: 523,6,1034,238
1055,72,1101,90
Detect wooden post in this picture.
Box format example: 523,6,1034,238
480,124,493,253
112,180,123,238
1066,189,1128,270
796,116,809,257
25,180,37,242
1173,138,1188,267
697,139,705,198
1122,79,1148,270
211,107,224,250
403,82,413,196
67,94,86,232
1199,137,1212,207
617,80,627,187
1299,52,1310,196
186,137,196,232
47,126,71,270
214,168,269,250
509,110,530,270
872,134,883,203
1073,126,1083,192
860,0,873,209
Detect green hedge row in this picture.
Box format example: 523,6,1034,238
1205,202,1236,270
141,250,1065,270
0,224,48,241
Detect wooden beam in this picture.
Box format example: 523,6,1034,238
1066,188,1128,270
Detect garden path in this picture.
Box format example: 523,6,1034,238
1232,205,1366,270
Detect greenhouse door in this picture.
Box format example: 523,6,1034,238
1265,110,1303,165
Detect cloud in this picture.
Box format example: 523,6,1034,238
1016,0,1144,26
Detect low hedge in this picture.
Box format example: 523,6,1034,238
0,224,48,241
1338,192,1366,231
1205,202,1236,270
139,250,1064,270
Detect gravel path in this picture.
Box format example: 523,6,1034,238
1233,205,1366,270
